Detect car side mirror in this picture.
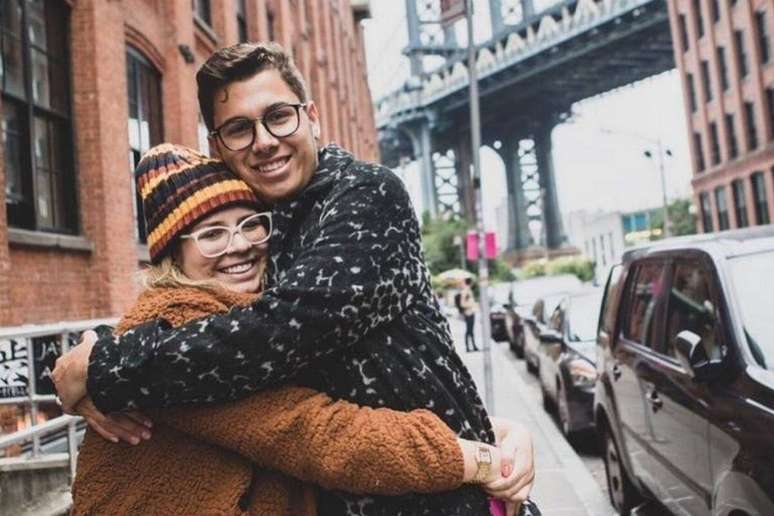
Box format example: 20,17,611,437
540,329,564,344
674,330,715,380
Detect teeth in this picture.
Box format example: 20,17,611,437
258,157,288,174
221,262,253,274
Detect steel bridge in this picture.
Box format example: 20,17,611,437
377,0,676,252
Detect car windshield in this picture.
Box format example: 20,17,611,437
730,250,774,370
568,291,604,342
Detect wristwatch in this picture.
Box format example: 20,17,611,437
473,446,493,483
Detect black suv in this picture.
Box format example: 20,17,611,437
594,227,774,515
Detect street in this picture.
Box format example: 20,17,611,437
448,310,667,516
447,313,616,516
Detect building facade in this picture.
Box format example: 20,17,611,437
0,0,378,328
669,0,774,233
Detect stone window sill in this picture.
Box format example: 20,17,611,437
8,228,93,253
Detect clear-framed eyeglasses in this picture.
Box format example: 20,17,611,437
180,212,272,258
211,103,307,151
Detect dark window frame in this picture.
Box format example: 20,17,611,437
126,46,164,243
731,179,749,227
694,0,705,39
192,0,212,26
694,132,706,172
709,121,721,165
725,113,738,158
744,101,758,150
687,72,697,112
717,46,729,91
701,60,713,101
736,30,749,77
2,0,78,233
700,191,714,232
679,14,690,52
755,10,770,64
751,171,770,225
715,186,730,230
236,0,248,43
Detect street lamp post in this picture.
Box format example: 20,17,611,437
600,128,673,239
644,140,673,239
464,0,495,413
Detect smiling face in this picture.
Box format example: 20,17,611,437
177,205,268,294
209,69,321,204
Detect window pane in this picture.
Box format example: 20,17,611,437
1,33,25,98
623,262,667,348
30,48,49,108
665,262,721,360
2,100,25,202
1,0,23,37
26,0,47,49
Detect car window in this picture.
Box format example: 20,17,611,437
549,300,566,332
599,264,623,335
622,261,668,348
730,250,774,370
664,261,722,361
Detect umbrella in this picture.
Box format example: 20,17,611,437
435,268,474,284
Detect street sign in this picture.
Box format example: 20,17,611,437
440,0,466,27
466,231,498,260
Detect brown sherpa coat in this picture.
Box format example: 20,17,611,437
70,285,464,515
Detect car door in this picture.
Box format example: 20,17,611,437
640,257,719,515
539,298,567,400
612,259,669,485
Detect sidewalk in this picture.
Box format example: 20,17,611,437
448,315,615,516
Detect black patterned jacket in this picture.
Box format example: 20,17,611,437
87,144,493,515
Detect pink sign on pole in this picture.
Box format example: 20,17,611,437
466,231,478,261
485,232,497,259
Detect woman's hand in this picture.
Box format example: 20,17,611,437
485,418,535,506
75,396,153,445
458,439,502,484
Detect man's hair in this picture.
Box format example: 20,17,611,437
197,42,308,131
465,277,473,286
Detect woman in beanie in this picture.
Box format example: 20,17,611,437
70,143,524,515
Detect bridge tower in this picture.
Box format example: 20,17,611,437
401,0,564,251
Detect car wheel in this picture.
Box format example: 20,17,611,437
602,425,643,515
557,382,572,437
514,332,525,359
541,382,553,412
526,356,537,374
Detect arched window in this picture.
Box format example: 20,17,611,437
1,0,77,232
126,46,163,243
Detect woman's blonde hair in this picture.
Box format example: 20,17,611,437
137,254,267,292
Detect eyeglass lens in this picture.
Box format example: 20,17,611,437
194,213,271,257
219,105,301,151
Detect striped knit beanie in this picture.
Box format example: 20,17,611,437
135,143,261,264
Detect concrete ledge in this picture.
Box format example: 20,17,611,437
8,229,94,253
0,453,69,472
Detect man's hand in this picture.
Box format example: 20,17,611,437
485,418,535,506
75,396,153,445
52,330,97,413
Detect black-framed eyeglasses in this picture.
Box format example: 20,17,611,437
211,103,307,151
180,212,272,258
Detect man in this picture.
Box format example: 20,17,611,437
53,43,534,515
460,278,479,352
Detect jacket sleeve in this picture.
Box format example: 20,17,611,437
87,170,428,412
154,386,464,495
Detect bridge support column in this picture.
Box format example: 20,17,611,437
533,122,564,249
405,122,439,218
497,138,531,251
454,133,476,223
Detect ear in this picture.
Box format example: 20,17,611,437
208,135,223,158
306,101,321,139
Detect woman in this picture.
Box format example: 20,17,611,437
71,144,524,515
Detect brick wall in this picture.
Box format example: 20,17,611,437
0,0,378,327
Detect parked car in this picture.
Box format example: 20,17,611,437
537,289,602,440
594,227,774,515
489,285,526,357
523,294,565,374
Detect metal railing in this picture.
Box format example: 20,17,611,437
0,317,118,481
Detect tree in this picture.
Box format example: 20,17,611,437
650,198,697,237
420,212,515,282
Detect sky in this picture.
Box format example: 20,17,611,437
361,0,694,243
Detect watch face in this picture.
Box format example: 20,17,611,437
478,447,493,464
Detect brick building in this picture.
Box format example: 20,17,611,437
0,0,378,329
669,0,774,233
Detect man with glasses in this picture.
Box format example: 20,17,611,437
53,42,536,515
